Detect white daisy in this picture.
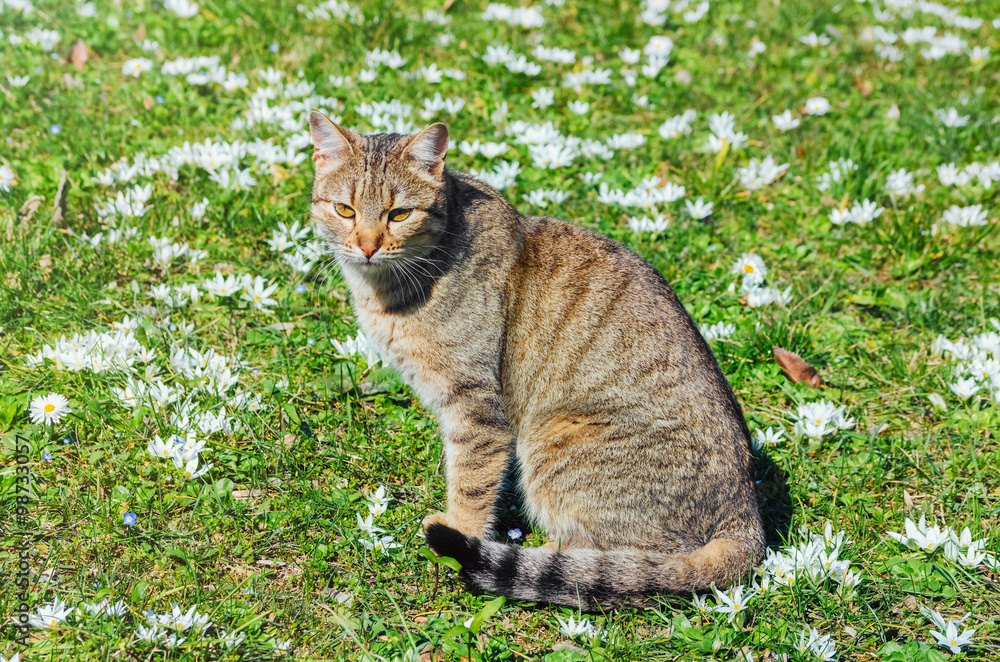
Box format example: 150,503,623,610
29,393,72,426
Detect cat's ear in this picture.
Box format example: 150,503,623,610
404,123,449,178
309,110,354,169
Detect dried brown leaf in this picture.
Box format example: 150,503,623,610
853,76,873,97
773,347,821,389
134,24,146,42
232,489,263,500
71,39,88,70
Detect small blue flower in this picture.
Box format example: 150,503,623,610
123,512,137,526
169,324,176,331
130,119,139,126
127,10,133,17
62,437,72,444
92,581,101,588
42,451,53,461
155,95,165,103
294,284,307,294
253,368,261,374
51,124,61,134
269,43,279,53
508,528,522,540
307,338,316,345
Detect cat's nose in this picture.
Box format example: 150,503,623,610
359,244,379,259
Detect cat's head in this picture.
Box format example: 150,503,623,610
309,110,449,269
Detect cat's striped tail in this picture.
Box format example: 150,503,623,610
425,523,759,608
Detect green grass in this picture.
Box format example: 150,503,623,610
1,0,999,660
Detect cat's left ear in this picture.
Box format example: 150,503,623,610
405,123,448,179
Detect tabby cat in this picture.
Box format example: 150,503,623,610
309,110,765,608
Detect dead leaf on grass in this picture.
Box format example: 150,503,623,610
773,347,821,389
71,39,88,70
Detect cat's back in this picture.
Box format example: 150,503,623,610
505,216,735,425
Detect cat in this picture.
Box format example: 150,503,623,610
308,110,765,608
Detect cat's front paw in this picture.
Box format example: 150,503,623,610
421,511,453,534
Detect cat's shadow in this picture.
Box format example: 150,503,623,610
755,450,793,548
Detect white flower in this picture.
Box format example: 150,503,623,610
122,58,154,77
360,534,401,555
685,197,713,219
203,272,244,298
772,110,801,130
644,36,673,58
28,598,75,628
936,107,969,127
6,75,30,87
929,617,975,655
181,455,212,480
796,627,837,661
941,205,989,228
793,400,854,439
0,164,16,192
737,155,788,190
165,0,199,17
949,376,980,398
240,275,279,310
136,623,164,641
619,48,641,64
556,615,599,638
530,87,554,108
805,97,830,115
567,100,590,115
221,630,246,648
627,215,670,233
886,515,950,553
659,110,696,139
29,392,72,425
752,427,784,451
148,435,174,460
700,321,736,341
356,512,384,536
710,584,755,624
731,253,767,289
885,169,923,199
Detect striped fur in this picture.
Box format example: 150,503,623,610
309,113,766,609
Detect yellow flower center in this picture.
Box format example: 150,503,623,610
744,265,754,273
44,403,55,412
185,471,192,477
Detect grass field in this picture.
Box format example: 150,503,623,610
1,0,999,659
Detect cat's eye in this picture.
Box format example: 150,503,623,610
389,208,412,222
334,203,355,218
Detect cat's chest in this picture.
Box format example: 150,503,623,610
354,307,454,412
